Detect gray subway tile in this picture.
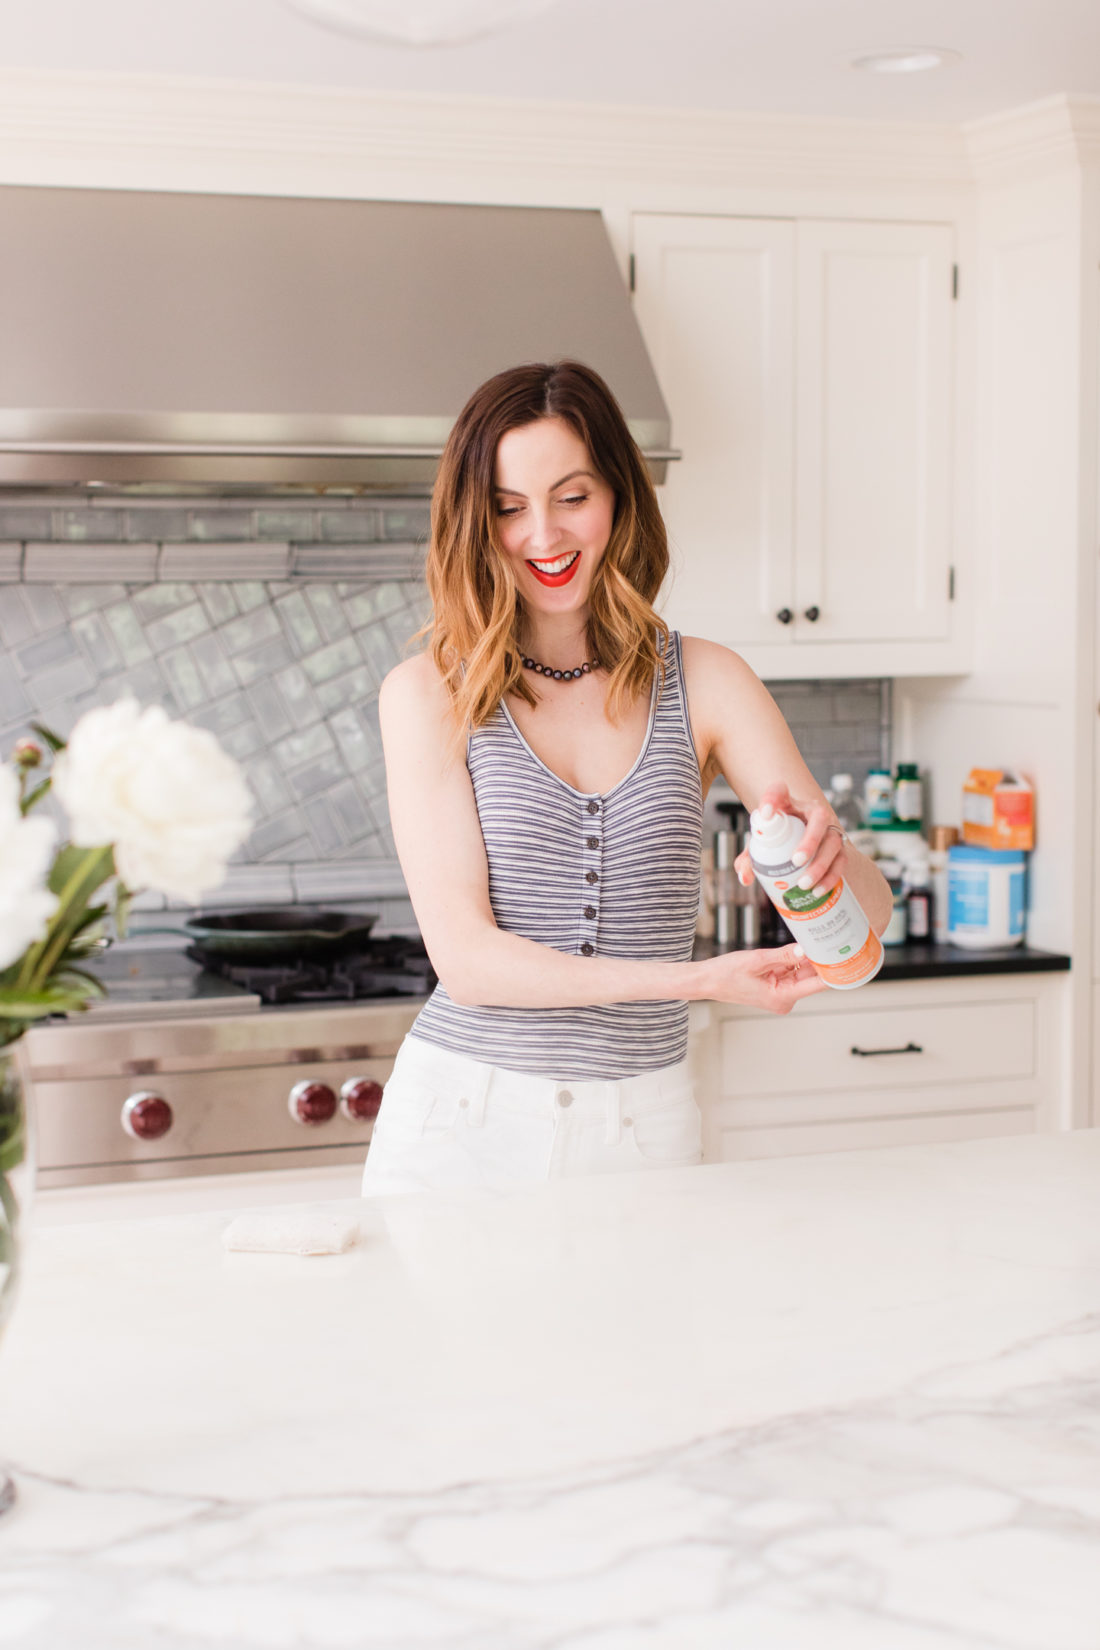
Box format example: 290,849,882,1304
301,635,361,686
274,590,324,655
382,507,430,540
189,692,253,737
123,508,190,541
247,808,310,860
233,582,270,614
17,627,80,676
158,645,209,712
304,586,351,643
356,623,401,685
302,795,345,855
218,721,266,763
272,663,321,730
313,664,376,716
0,589,35,648
0,655,32,722
246,679,293,742
106,660,169,706
319,508,381,542
69,610,124,675
218,603,281,655
0,547,21,583
327,707,375,772
243,753,292,818
327,777,373,842
197,584,239,626
0,508,50,540
273,722,335,771
24,543,159,582
132,583,196,620
55,507,123,541
145,603,209,654
189,632,238,698
103,601,154,665
19,585,67,633
187,510,253,543
60,584,129,618
286,751,346,801
232,636,294,688
256,510,317,541
24,656,96,708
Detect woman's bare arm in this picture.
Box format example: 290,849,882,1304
681,637,893,935
380,653,824,1013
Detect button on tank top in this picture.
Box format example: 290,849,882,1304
408,630,704,1080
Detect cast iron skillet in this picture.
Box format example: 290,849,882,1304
182,907,379,963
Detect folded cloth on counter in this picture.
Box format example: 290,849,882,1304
223,1209,362,1256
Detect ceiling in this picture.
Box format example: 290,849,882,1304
3,0,1100,127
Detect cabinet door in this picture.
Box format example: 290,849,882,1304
631,214,796,648
794,220,955,644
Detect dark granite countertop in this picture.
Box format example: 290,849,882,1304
692,937,1071,980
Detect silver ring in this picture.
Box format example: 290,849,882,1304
825,823,850,843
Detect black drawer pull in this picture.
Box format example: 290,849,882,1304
850,1041,923,1058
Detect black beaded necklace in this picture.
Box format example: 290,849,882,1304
521,655,599,682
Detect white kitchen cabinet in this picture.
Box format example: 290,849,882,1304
632,213,959,676
688,971,1066,1161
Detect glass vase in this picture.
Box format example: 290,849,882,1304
0,1044,34,1516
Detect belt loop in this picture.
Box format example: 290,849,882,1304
463,1059,491,1129
605,1080,623,1147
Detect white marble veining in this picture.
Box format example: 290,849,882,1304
2,1131,1100,1648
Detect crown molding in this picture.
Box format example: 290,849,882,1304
964,93,1100,184
0,66,970,197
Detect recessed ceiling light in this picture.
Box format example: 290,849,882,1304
852,47,962,74
282,0,558,46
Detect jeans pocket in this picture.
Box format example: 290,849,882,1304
629,1093,704,1165
376,1078,462,1142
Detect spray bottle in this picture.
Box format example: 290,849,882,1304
748,808,884,990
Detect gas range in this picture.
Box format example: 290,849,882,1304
16,940,436,1189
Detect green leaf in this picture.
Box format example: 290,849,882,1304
19,776,51,816
114,882,134,940
0,984,99,1019
28,721,65,754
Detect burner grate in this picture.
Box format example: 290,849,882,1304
186,937,436,1006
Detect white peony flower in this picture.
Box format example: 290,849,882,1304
0,765,59,972
52,699,253,902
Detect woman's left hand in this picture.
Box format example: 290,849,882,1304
734,782,846,895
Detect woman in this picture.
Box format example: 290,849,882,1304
362,360,891,1197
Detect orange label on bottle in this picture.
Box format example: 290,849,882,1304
811,928,884,987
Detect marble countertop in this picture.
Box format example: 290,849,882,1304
2,1131,1100,1649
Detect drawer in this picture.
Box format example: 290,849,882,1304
718,996,1036,1098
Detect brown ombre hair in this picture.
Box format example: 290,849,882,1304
421,359,669,740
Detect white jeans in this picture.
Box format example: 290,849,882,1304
361,1034,704,1197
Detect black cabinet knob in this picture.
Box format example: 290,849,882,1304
804,606,821,622
776,608,793,625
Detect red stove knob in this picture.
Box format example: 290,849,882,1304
288,1080,337,1126
121,1091,173,1141
340,1077,384,1122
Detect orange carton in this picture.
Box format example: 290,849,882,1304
962,769,1035,850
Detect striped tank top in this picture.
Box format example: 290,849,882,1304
409,631,704,1080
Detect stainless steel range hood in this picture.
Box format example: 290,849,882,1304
0,186,676,493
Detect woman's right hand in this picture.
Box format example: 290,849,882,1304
705,943,826,1014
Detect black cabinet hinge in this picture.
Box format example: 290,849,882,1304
948,566,956,600
629,253,636,293
952,264,959,300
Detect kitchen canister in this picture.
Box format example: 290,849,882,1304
946,845,1027,949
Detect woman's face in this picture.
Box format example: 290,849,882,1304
493,417,616,622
